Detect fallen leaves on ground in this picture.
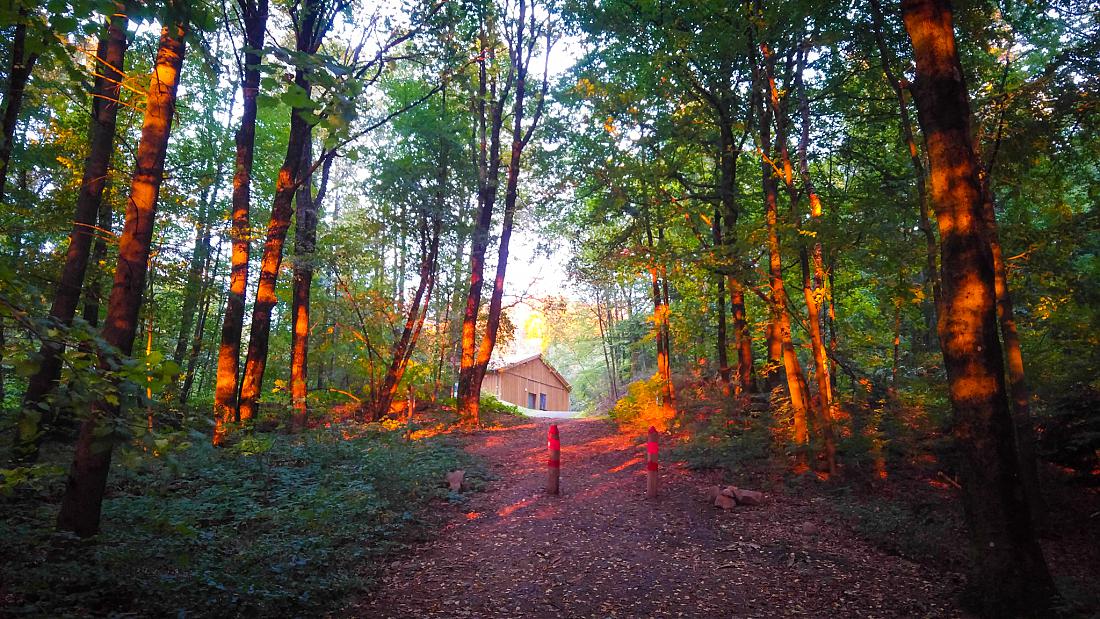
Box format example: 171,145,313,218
351,418,967,618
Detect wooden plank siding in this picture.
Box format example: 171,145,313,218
481,355,571,411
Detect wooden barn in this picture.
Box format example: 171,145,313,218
481,354,571,411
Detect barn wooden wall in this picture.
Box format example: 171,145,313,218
481,358,570,411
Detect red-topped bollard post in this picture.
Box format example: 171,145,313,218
547,424,560,495
646,426,659,499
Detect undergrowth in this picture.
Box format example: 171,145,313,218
0,422,478,617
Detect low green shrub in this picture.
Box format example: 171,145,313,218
0,423,475,617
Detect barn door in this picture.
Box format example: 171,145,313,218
539,393,547,410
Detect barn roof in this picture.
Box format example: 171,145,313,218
486,353,572,391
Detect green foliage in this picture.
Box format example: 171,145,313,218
478,393,522,417
0,426,476,616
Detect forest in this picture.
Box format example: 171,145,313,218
0,0,1097,616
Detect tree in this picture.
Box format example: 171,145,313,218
289,137,331,429
236,0,335,426
457,0,554,425
212,0,269,444
900,0,1055,613
0,7,40,203
56,16,187,537
12,8,130,463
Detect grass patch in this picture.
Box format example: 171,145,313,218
0,422,479,617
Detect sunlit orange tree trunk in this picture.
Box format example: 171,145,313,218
237,0,327,426
794,42,837,475
369,85,450,421
56,21,186,537
369,215,441,421
456,20,505,425
13,10,129,464
755,43,810,450
901,0,1055,613
458,2,552,424
213,0,269,445
289,138,331,430
468,2,552,421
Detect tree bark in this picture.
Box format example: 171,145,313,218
757,45,810,446
795,43,837,475
901,0,1055,613
237,108,312,425
457,21,505,425
0,18,39,202
173,162,223,368
370,216,440,421
56,22,185,537
979,179,1045,527
181,243,223,404
213,0,268,445
729,278,755,393
82,185,115,328
869,0,943,338
289,137,331,430
711,207,730,384
237,0,321,427
13,12,128,464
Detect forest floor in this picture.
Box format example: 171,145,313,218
353,417,969,618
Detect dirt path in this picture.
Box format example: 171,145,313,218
355,418,966,618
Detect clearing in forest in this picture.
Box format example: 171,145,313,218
354,417,965,618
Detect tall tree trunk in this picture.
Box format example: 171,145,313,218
370,216,441,421
729,278,755,393
757,46,810,445
901,0,1055,613
644,221,675,411
870,0,943,336
12,12,128,464
469,124,523,417
173,167,222,367
606,300,622,395
456,24,504,425
56,22,185,537
659,260,675,406
376,83,450,418
289,137,330,431
756,54,785,394
979,179,1045,527
82,188,115,328
711,207,730,384
595,289,618,400
717,112,755,395
237,0,322,426
236,108,310,424
213,0,269,445
795,43,837,475
650,267,673,403
0,18,39,202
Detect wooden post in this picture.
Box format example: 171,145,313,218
646,426,659,499
547,424,560,495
